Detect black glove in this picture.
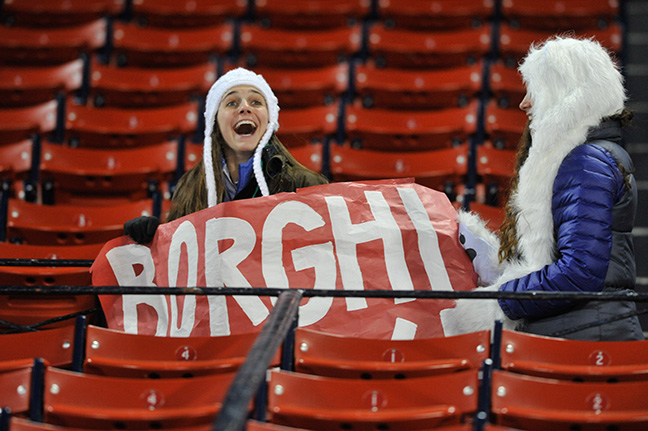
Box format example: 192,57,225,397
124,216,160,244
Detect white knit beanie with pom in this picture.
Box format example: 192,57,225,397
203,67,280,207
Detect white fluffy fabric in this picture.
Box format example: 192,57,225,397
203,68,280,206
444,36,626,336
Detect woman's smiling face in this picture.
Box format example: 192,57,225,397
217,85,269,164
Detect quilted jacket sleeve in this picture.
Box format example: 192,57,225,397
497,144,625,320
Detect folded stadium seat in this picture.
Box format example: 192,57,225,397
376,0,495,30
88,60,216,108
110,21,233,68
476,143,515,207
329,143,469,198
487,61,525,109
63,100,198,147
0,325,75,372
0,0,125,27
239,64,349,109
0,100,59,145
0,59,83,108
482,101,527,150
130,0,247,28
294,327,490,379
4,198,159,246
249,421,516,431
0,18,108,66
354,62,483,110
83,325,275,378
490,369,648,430
276,104,339,148
8,418,215,431
344,102,479,151
238,24,362,69
0,242,102,331
253,0,371,29
497,22,623,67
285,142,324,174
0,367,34,416
39,140,180,205
496,327,648,382
0,139,33,185
267,369,479,430
500,0,620,31
42,367,238,429
366,23,492,69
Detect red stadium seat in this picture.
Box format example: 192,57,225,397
43,367,238,429
184,141,203,171
0,242,102,330
247,64,349,109
131,0,247,28
0,0,124,27
0,367,33,415
498,23,623,66
476,144,515,207
491,370,648,430
39,140,179,204
344,103,478,151
0,18,107,66
111,21,233,67
0,242,101,284
5,198,157,246
277,104,339,148
0,100,59,145
488,61,525,109
239,24,362,69
501,0,620,31
367,23,492,69
286,143,324,174
89,61,216,108
376,0,495,30
483,102,527,150
499,329,648,382
294,327,490,379
0,139,33,183
354,62,483,110
277,103,339,147
253,0,371,29
0,325,75,372
83,325,270,378
329,143,469,194
268,369,479,430
0,59,83,108
64,100,198,147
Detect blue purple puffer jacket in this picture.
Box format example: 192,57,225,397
497,119,637,324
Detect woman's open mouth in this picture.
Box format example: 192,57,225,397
234,120,257,136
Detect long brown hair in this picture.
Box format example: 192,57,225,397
498,119,532,263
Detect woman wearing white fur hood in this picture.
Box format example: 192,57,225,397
448,36,644,341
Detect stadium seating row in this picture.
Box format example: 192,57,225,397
1,319,648,430
0,0,620,29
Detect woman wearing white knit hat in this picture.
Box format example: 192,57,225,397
125,68,327,242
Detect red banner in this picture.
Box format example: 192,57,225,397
91,179,477,339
